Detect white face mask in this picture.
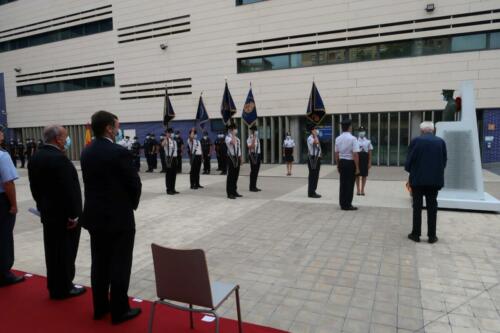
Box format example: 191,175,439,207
254,131,258,136
233,130,238,136
203,135,208,139
286,136,291,140
359,132,366,138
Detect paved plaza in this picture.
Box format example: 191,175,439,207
10,163,500,333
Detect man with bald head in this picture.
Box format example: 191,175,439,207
28,125,85,299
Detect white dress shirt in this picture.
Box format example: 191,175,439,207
307,135,322,157
163,138,178,157
225,134,241,157
283,138,295,148
335,132,360,160
357,137,373,153
188,139,202,156
247,134,261,154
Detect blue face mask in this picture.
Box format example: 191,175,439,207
64,136,72,150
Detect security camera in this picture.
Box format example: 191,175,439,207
160,43,168,50
14,67,21,73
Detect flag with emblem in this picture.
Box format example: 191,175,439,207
163,85,176,126
306,82,326,125
242,86,258,127
195,94,210,129
220,81,236,126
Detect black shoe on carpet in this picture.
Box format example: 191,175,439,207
112,308,141,325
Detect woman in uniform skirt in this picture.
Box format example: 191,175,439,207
356,126,373,195
282,132,295,176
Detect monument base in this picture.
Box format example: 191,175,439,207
437,190,500,212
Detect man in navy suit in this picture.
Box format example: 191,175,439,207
405,121,447,244
81,111,142,324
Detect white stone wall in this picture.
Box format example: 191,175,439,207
1,0,500,128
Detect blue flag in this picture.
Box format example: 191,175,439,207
196,95,210,128
220,82,236,126
163,85,175,126
242,87,258,127
306,82,326,125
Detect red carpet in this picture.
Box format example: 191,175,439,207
0,271,288,333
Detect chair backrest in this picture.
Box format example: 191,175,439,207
151,243,214,308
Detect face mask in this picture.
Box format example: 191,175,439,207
64,136,72,150
286,136,291,140
234,130,238,136
359,132,366,138
254,131,258,136
146,136,150,140
203,135,208,139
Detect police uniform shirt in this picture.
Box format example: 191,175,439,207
307,135,322,157
335,132,360,160
357,137,373,153
225,135,241,157
188,139,202,156
247,135,261,154
163,138,178,157
0,149,18,193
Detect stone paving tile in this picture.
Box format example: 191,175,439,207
10,167,500,333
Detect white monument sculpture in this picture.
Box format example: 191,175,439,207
436,81,500,212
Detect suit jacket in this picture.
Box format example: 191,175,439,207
81,137,141,232
405,133,447,189
28,145,82,225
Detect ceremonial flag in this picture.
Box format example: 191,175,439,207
163,85,176,126
195,94,210,129
242,86,258,127
220,81,236,126
84,123,92,146
306,82,326,125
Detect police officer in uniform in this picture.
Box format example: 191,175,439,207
187,128,203,189
335,118,360,210
307,125,322,198
0,125,25,287
8,138,17,168
158,134,167,173
200,131,211,174
131,137,141,172
225,123,242,199
16,139,26,168
174,130,184,174
162,128,178,195
247,125,261,192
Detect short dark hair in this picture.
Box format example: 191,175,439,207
91,110,118,137
341,123,351,132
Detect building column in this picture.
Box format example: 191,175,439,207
290,117,300,163
271,117,275,164
278,117,283,164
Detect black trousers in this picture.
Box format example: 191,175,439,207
151,153,158,169
176,155,182,173
307,157,321,196
411,186,439,238
249,157,261,190
165,159,177,192
226,157,240,196
11,156,17,168
203,154,211,173
19,155,25,168
220,153,227,174
0,195,15,280
145,153,152,171
159,152,167,171
339,159,356,208
190,155,202,187
216,154,222,171
133,156,140,172
42,222,81,298
89,229,135,320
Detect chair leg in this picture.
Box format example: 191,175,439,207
148,301,157,333
214,312,220,333
235,286,243,333
189,304,194,329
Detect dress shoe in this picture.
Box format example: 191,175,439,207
342,206,358,211
190,186,196,190
51,286,86,300
160,170,166,173
308,194,322,198
197,185,204,189
227,195,236,199
0,273,25,287
235,193,243,197
94,309,110,320
220,172,227,175
249,188,259,192
166,191,174,195
428,236,439,244
408,233,420,243
173,191,180,194
112,308,141,325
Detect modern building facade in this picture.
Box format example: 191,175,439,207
1,0,500,164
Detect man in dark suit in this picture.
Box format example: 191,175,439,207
28,125,85,299
405,121,447,244
81,110,142,324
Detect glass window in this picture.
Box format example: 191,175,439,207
45,82,60,93
318,50,328,65
379,41,412,59
414,37,450,56
369,113,379,165
489,32,500,49
349,45,377,62
379,113,388,165
99,18,113,32
291,52,318,67
85,21,100,35
70,25,84,38
236,0,266,5
238,58,264,73
101,75,115,87
389,113,399,166
451,33,487,52
327,49,346,64
399,112,410,165
86,76,102,89
262,54,289,70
